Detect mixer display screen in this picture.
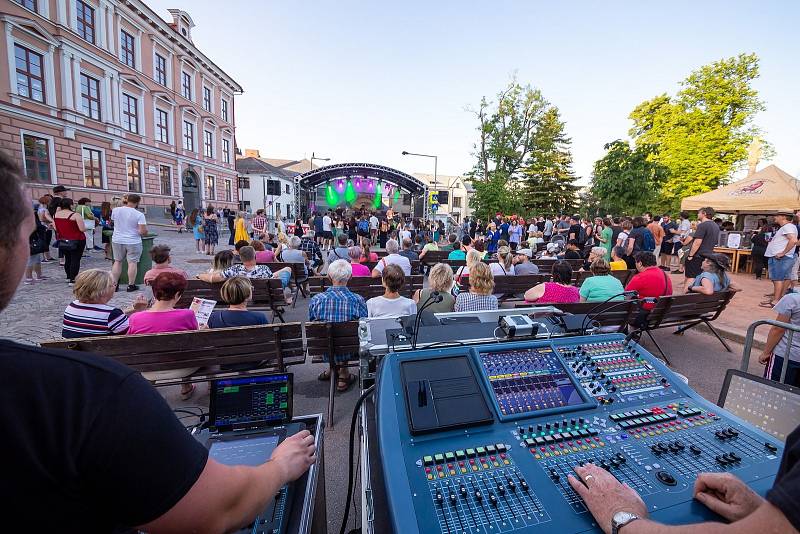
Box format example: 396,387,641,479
479,348,587,418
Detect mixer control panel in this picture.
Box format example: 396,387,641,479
376,335,784,534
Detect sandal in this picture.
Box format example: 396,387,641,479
317,370,331,381
180,383,196,401
337,373,356,392
759,301,774,308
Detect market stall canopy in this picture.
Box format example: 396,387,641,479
681,165,800,214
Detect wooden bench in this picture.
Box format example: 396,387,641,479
554,301,637,333
363,259,422,275
306,320,361,428
634,290,737,363
40,323,307,386
307,275,424,300
459,274,550,300
177,278,288,322
572,269,636,287
258,261,311,306
419,250,450,266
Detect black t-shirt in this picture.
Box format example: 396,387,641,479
0,340,208,532
611,225,622,247
693,220,720,255
564,249,582,260
569,224,583,243
628,227,646,252
767,425,800,530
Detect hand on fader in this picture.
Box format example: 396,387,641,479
568,463,648,534
693,472,764,522
270,430,316,483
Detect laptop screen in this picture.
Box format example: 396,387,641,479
210,373,293,429
719,369,800,442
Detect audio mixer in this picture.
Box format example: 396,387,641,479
376,334,784,533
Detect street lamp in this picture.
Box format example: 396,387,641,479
310,151,330,171
402,150,439,218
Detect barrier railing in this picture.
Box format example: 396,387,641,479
740,319,799,384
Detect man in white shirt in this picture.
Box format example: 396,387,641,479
399,226,412,243
367,264,417,318
321,211,333,250
763,210,798,306
371,239,411,277
110,194,147,292
369,214,379,245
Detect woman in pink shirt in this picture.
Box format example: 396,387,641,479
252,239,276,263
523,261,580,304
348,246,371,276
128,272,199,399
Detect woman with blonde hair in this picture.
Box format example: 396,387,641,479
454,248,484,283
208,277,268,328
491,246,515,276
207,249,234,277
62,269,147,338
414,263,456,312
455,262,498,312
275,232,289,259
579,257,625,302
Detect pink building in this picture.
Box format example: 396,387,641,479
0,0,242,216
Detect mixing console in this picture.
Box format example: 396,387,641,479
376,334,784,533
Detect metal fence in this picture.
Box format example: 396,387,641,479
740,319,800,384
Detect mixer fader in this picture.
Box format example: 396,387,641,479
376,335,784,533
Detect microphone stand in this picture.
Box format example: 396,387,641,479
411,291,442,350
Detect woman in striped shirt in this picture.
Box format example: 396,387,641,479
62,269,147,338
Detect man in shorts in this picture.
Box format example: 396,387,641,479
110,194,147,292
762,210,798,307
684,207,719,291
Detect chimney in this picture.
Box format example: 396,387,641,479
244,149,261,158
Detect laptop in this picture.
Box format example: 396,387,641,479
204,373,305,534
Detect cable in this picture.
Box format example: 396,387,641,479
339,384,375,534
580,290,638,335
493,326,505,340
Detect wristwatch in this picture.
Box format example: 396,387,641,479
611,511,640,534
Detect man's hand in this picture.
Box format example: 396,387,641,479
132,294,149,311
693,472,764,522
776,252,785,259
270,430,316,484
568,463,648,534
759,351,772,365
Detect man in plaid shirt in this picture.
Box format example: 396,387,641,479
300,230,324,271
309,259,367,391
251,209,267,239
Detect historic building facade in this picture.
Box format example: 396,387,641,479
0,0,242,217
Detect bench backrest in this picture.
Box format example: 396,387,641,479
554,301,637,332
306,320,361,363
363,259,422,275
177,278,282,309
40,323,306,373
420,250,450,265
459,274,550,298
306,275,423,299
643,290,735,330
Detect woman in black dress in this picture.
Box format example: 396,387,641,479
203,205,219,255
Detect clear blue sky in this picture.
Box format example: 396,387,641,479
150,0,799,183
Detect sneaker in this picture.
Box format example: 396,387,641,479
23,278,34,285
41,258,53,264
126,284,139,292
93,246,103,251
68,280,75,286
35,275,49,281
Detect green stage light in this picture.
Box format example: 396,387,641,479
373,182,382,209
393,188,400,203
325,183,339,207
344,179,357,205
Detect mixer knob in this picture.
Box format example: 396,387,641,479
726,427,739,437
600,460,610,470
496,482,506,495
599,373,606,379
562,419,568,427
579,417,585,425
449,493,457,504
488,492,498,506
436,492,444,505
729,452,741,462
537,424,543,432
651,445,662,456
460,485,468,498
690,445,702,455
549,468,559,481
520,479,530,491
546,423,551,430
554,421,560,428
765,442,778,453
506,478,517,491
715,455,728,466
660,378,668,384
474,490,483,502
570,418,577,426
615,453,626,464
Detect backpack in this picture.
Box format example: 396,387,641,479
577,225,587,245
358,220,370,234
642,229,656,252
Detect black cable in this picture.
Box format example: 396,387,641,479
339,384,375,534
411,291,442,349
580,290,638,334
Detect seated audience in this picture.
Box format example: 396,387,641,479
761,291,800,386
327,234,350,264
127,272,198,399
399,237,419,261
538,242,562,260
198,246,293,302
580,258,625,302
418,234,439,260
348,246,371,276
232,239,250,258
62,269,147,338
372,239,412,277
414,263,456,312
455,262,498,312
563,239,582,260
625,251,672,310
367,264,417,318
208,277,269,328
582,246,606,272
610,246,628,271
454,248,484,283
279,236,309,278
299,230,324,269
143,244,188,286
491,246,516,276
440,233,457,251
309,259,367,392
524,261,580,303
252,240,275,263
513,250,540,275
689,253,736,295
360,243,379,262
207,249,234,277
448,240,466,260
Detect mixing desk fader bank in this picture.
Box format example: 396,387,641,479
376,334,784,533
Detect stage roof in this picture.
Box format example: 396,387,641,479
296,163,428,195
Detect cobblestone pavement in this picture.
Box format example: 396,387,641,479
0,225,226,344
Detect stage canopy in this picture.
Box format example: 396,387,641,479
296,163,427,194
680,165,800,214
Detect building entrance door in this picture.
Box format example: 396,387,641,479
182,169,200,214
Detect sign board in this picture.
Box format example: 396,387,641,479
147,165,157,174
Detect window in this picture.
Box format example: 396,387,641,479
155,109,169,143
222,138,230,163
159,165,172,196
16,0,37,10
203,86,211,111
221,99,229,121
120,30,135,68
203,130,213,158
76,1,95,44
22,134,50,183
80,73,101,120
82,147,103,188
122,94,138,133
224,179,232,202
14,45,45,103
182,121,194,151
181,71,192,100
452,196,462,208
126,158,142,192
154,54,167,86
206,175,216,200
266,180,281,196
239,176,250,189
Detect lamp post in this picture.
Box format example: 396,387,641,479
402,150,438,218
308,152,330,216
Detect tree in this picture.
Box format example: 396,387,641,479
521,107,579,214
590,140,670,215
628,53,768,213
466,78,579,219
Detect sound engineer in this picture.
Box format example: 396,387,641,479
0,154,316,531
567,426,800,534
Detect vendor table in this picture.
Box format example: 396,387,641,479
713,246,741,274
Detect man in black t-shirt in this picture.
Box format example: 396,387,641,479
0,154,316,532
685,207,721,288
625,216,648,256
569,425,800,533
